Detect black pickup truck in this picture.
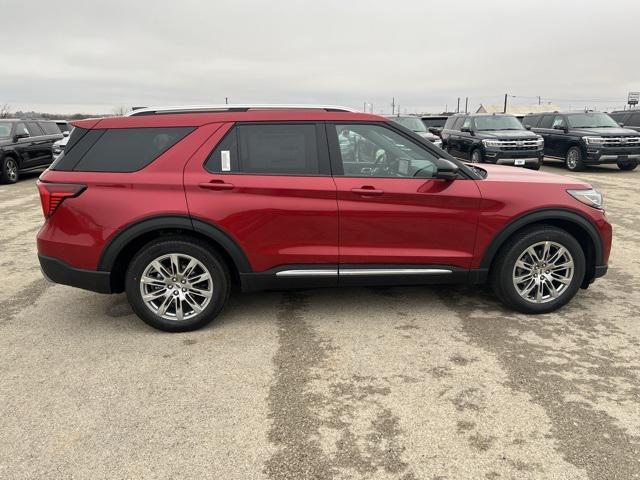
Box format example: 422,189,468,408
0,119,63,183
522,111,639,171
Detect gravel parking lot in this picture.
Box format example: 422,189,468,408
1,162,639,480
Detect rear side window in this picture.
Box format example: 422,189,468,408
39,122,61,135
461,117,473,129
452,117,465,130
205,124,320,175
629,113,640,126
539,115,555,128
443,117,455,129
523,115,540,127
26,122,44,136
52,127,193,172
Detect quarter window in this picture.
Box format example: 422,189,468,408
334,124,439,178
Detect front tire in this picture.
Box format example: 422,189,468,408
470,148,483,163
491,226,585,314
125,237,230,332
617,159,638,171
565,146,585,171
1,157,19,184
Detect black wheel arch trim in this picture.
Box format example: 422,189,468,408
480,208,604,270
98,215,252,274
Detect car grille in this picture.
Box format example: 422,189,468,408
498,139,540,151
601,137,640,147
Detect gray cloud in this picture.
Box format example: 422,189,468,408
1,0,639,114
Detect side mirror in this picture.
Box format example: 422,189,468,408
62,131,70,137
618,122,624,127
13,132,29,142
429,127,443,137
436,158,459,180
553,124,566,131
460,127,473,134
524,125,532,130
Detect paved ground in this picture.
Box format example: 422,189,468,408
1,162,639,480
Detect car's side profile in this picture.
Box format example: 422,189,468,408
523,111,640,171
1,119,63,183
37,105,611,331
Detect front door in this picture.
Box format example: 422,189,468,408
328,122,481,284
184,122,339,283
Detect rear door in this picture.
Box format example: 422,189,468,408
25,122,51,166
328,122,481,282
184,122,339,280
12,122,37,168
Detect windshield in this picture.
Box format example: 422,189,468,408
567,113,619,128
474,115,524,131
0,122,12,138
392,116,427,132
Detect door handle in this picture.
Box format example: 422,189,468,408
199,180,235,191
351,186,383,196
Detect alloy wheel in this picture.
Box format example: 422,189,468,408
512,241,574,304
566,150,579,170
139,253,213,321
6,159,17,182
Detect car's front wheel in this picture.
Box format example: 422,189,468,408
565,146,585,171
617,159,638,171
125,237,230,332
491,226,585,314
470,148,483,163
1,157,19,184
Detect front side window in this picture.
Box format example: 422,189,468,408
335,124,439,178
552,116,566,128
462,117,473,130
14,122,29,137
206,124,320,175
474,115,524,131
539,115,555,129
566,113,619,128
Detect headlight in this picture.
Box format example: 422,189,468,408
567,188,604,209
482,139,501,147
583,136,605,145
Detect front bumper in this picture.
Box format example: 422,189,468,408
585,147,640,164
39,254,112,294
484,148,544,166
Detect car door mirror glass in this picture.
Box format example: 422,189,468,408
460,127,473,133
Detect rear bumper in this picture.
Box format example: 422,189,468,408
39,254,112,294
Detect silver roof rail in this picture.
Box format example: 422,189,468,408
126,104,359,116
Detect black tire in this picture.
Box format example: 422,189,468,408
1,156,19,184
470,148,483,163
125,236,231,332
528,161,541,171
490,225,586,314
565,146,585,171
617,159,638,171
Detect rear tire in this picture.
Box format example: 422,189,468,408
565,146,585,171
617,159,638,171
125,237,230,332
1,157,19,184
490,225,585,314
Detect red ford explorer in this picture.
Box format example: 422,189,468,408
36,105,612,332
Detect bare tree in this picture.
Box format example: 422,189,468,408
0,104,10,118
113,105,128,116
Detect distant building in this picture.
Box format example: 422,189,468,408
476,103,561,115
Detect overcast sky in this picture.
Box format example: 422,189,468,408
1,0,639,115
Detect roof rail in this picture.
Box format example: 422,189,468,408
126,104,359,116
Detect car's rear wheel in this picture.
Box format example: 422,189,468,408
1,157,19,184
470,148,483,163
125,237,230,332
491,226,585,314
617,159,638,171
565,146,585,171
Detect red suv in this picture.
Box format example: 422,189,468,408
36,105,612,332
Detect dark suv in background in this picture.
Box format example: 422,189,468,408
440,113,544,169
609,110,640,133
0,119,63,183
523,111,639,171
386,115,443,148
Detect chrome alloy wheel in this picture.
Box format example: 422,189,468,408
471,150,482,163
512,241,574,304
139,253,213,321
6,159,18,182
566,149,579,169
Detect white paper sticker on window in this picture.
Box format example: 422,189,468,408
221,150,231,171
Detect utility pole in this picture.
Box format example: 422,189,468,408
391,97,396,115
363,101,367,112
225,97,228,105
503,93,508,113
537,96,541,105
464,97,469,113
456,97,460,113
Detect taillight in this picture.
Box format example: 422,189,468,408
37,181,86,218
